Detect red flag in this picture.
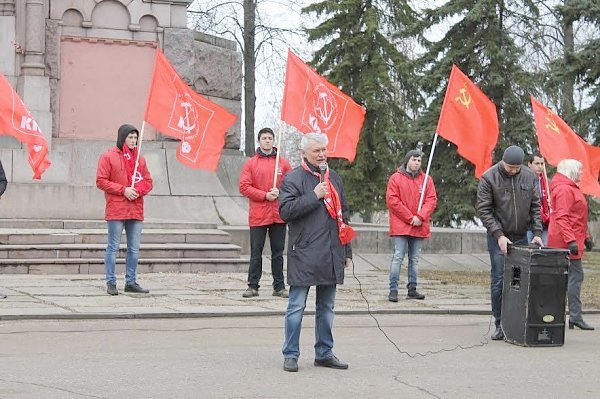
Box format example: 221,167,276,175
281,50,366,162
436,65,499,178
144,49,237,170
531,96,600,197
0,73,51,179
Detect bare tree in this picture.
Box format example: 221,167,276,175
188,0,306,156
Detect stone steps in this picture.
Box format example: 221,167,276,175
0,243,241,259
0,257,248,274
0,219,248,274
0,229,231,245
0,219,217,230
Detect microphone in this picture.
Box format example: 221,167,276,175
319,163,327,183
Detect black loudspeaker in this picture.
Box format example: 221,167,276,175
501,245,569,347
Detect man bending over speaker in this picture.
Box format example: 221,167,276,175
477,145,544,340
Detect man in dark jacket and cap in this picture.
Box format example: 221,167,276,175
477,145,543,340
279,132,354,373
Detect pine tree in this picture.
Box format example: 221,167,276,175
302,0,422,221
556,0,600,142
412,0,540,226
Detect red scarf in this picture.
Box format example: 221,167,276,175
122,146,151,196
539,174,550,225
301,160,357,245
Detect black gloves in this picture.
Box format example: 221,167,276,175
568,241,579,256
585,237,594,252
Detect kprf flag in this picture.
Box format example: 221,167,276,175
531,96,600,197
436,65,499,178
144,49,237,170
281,50,365,163
0,73,51,179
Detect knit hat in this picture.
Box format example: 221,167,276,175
502,145,525,166
116,124,139,150
403,149,423,166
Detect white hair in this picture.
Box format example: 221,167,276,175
557,159,582,182
300,133,328,151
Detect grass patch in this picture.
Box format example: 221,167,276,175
420,253,600,309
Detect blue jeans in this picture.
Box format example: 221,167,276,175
487,235,528,326
283,285,336,360
389,236,423,291
104,220,143,285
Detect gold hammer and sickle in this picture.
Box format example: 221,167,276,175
455,84,471,109
544,110,560,134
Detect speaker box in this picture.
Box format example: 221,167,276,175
501,245,569,347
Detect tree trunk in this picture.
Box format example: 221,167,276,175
561,1,576,125
243,0,256,156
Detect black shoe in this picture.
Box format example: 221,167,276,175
107,283,118,296
314,356,348,370
124,283,149,293
283,358,298,372
407,289,425,300
388,290,398,302
272,288,289,298
242,287,259,298
569,320,595,330
0,292,6,299
491,326,505,340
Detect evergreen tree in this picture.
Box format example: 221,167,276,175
413,0,540,226
556,0,600,142
302,0,422,221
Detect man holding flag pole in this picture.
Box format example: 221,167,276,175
239,127,292,298
96,124,153,296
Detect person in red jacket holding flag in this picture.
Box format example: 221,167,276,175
96,124,153,296
527,152,551,244
548,159,594,331
386,150,437,302
239,127,292,298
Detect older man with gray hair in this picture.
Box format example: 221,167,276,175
279,132,354,372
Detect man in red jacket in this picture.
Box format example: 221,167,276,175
239,127,292,298
386,150,437,302
96,124,153,296
527,152,550,245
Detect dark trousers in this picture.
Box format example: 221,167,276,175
248,223,286,291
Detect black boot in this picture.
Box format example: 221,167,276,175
491,326,505,340
407,288,425,300
569,320,595,330
388,290,398,302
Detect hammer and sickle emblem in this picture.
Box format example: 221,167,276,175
544,110,560,134
455,84,471,109
178,101,196,135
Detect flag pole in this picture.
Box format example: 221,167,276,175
542,163,551,209
273,120,285,189
418,133,439,212
131,121,146,189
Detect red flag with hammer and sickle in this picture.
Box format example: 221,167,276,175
531,96,600,197
144,49,237,171
281,50,366,163
436,65,499,178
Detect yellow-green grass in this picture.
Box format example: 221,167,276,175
421,254,600,309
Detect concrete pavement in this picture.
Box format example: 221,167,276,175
1,315,599,398
0,253,597,320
